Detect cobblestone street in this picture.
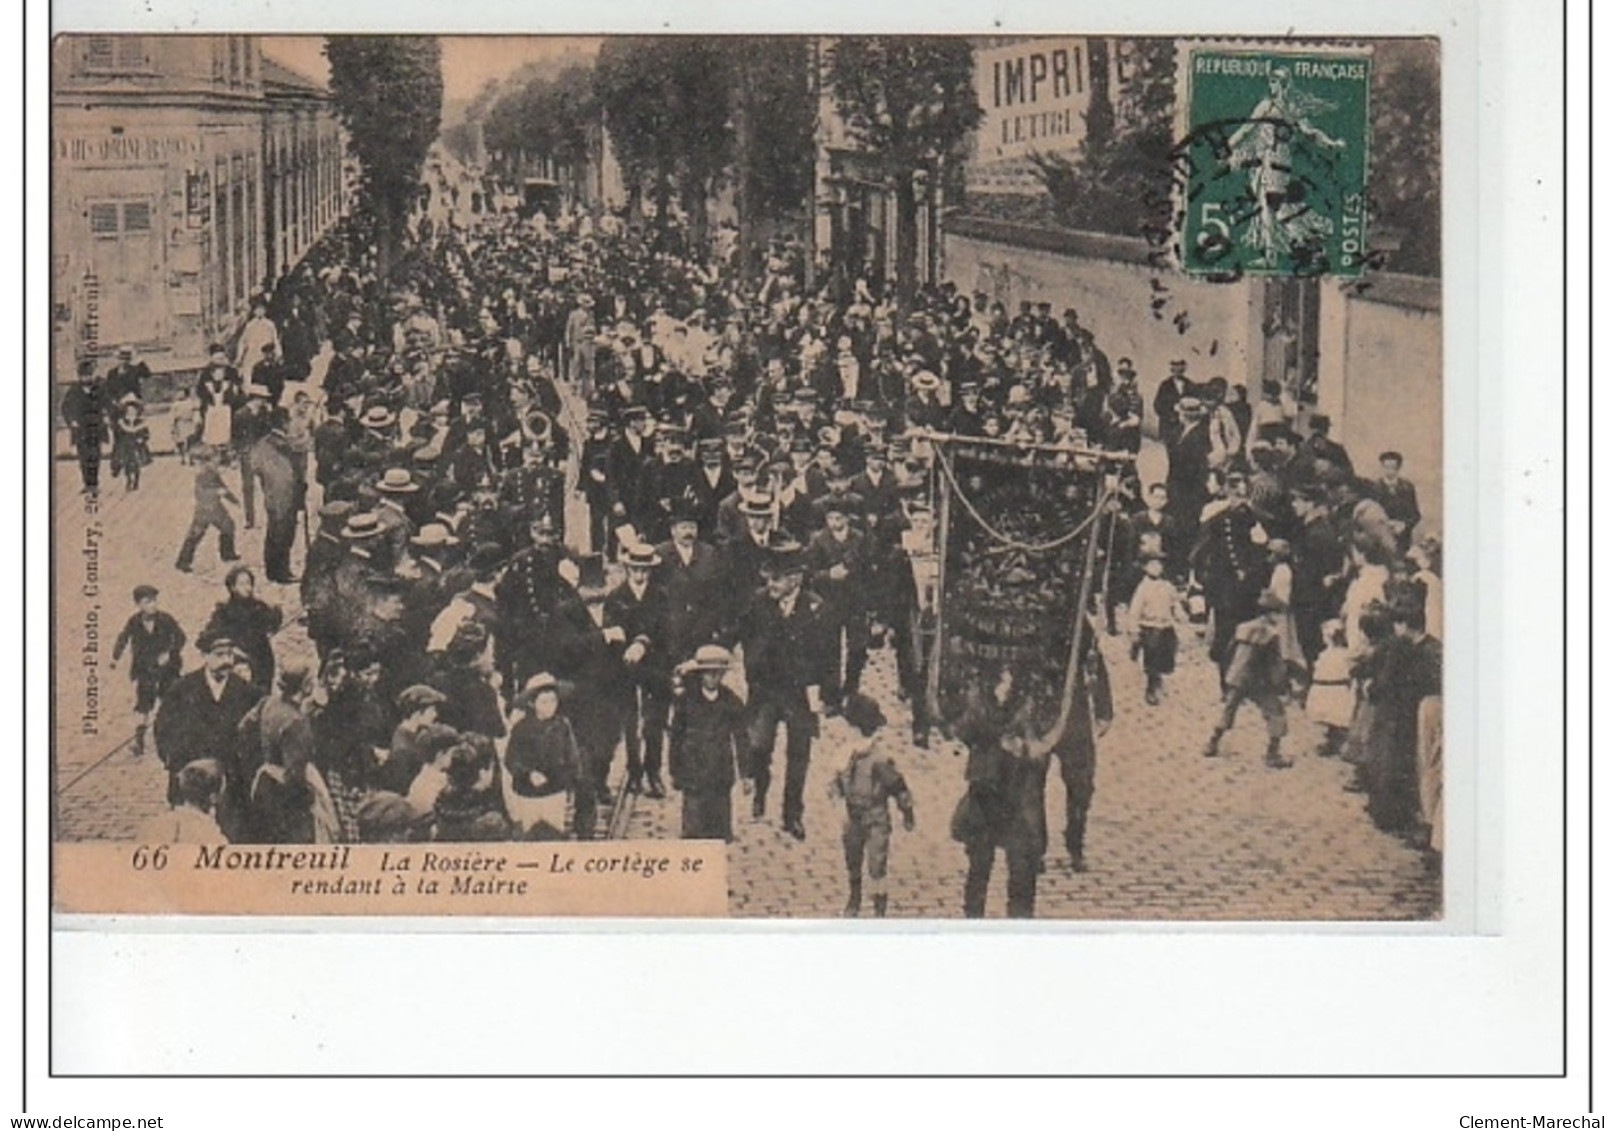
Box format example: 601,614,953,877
55,443,1440,920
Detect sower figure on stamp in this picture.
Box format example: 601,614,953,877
668,645,748,842
831,693,915,918
110,584,186,759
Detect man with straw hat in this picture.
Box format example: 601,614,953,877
602,544,672,797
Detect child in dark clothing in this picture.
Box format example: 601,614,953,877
830,693,915,917
110,584,186,758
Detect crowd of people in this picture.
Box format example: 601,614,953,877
1106,355,1443,857
74,153,1442,917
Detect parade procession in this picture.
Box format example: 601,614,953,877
51,34,1444,920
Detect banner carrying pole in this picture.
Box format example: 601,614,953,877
925,437,950,726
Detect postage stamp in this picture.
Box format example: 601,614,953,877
1178,47,1373,277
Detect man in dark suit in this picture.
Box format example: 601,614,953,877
606,406,656,547
728,537,831,839
1372,451,1422,554
805,495,870,713
103,345,151,405
602,544,674,797
1166,397,1215,540
721,495,777,601
653,498,726,666
61,360,106,493
1152,359,1194,447
152,629,261,840
688,439,735,537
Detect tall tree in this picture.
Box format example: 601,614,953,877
826,37,984,306
595,38,678,226
1029,37,1176,239
595,37,733,243
732,37,816,277
484,63,598,199
1367,39,1441,277
324,35,444,278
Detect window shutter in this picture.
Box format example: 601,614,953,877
114,37,147,69
89,203,120,236
84,37,116,70
122,202,152,233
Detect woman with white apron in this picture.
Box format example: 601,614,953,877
197,345,241,453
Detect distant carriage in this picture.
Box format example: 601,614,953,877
520,177,563,221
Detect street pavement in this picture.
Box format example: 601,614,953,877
52,436,1440,921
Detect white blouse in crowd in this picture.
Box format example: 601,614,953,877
1341,563,1389,655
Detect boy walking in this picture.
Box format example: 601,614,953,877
1203,590,1293,769
831,693,915,917
175,448,240,572
110,584,186,758
1127,548,1183,706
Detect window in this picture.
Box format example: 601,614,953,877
121,202,151,233
83,36,147,72
83,37,115,70
115,38,147,68
88,203,119,236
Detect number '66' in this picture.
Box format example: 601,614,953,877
131,845,169,871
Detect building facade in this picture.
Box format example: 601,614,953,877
52,35,347,378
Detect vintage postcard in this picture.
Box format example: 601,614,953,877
50,33,1443,920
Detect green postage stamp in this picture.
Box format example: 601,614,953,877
1179,47,1373,277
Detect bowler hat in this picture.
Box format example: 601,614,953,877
762,532,805,574
469,542,507,576
132,584,159,602
668,497,702,527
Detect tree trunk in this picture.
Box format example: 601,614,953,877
894,169,919,313
683,172,709,252
375,193,399,283
734,50,755,283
